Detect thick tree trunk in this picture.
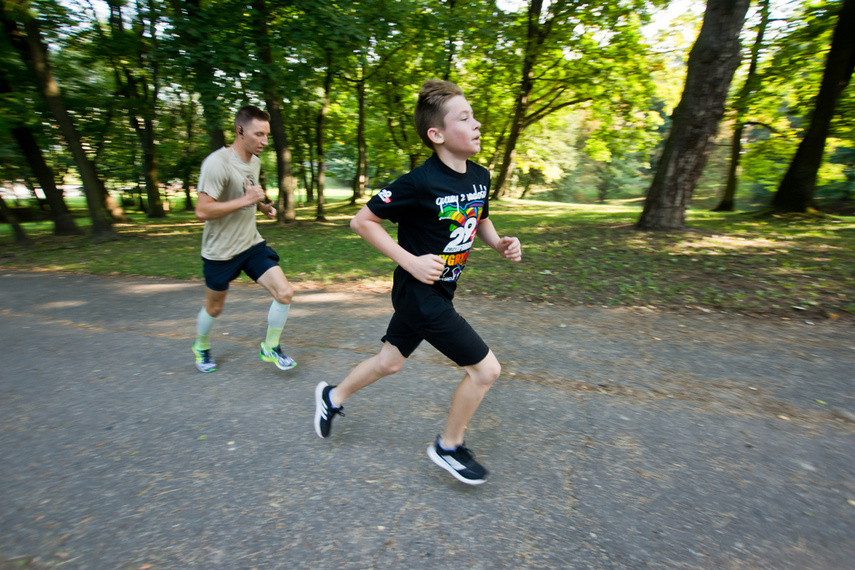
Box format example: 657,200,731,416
2,13,113,238
11,126,82,235
637,0,750,231
771,0,855,213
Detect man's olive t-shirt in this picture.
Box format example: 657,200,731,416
198,147,264,261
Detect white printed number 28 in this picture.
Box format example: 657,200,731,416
447,216,477,250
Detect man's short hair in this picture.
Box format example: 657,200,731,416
235,105,270,129
415,80,464,150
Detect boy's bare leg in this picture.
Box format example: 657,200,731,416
330,341,406,407
441,350,501,448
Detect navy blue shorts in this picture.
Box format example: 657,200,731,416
202,241,280,292
382,279,489,367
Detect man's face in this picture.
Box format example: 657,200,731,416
435,95,481,158
239,118,270,156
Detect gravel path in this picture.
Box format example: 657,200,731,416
1,271,853,569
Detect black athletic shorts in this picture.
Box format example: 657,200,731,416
382,277,489,367
202,241,280,292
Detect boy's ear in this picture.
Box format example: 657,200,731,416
427,127,443,146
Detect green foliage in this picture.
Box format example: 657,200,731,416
731,0,854,205
2,198,852,319
0,0,852,219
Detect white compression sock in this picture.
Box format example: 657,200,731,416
264,301,291,349
196,308,216,349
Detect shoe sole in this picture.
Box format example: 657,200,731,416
426,444,487,485
313,381,329,438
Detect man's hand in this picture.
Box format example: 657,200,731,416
245,177,267,206
406,254,446,285
496,236,522,262
263,204,277,219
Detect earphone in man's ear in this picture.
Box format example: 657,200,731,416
238,126,244,135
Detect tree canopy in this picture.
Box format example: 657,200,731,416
1,0,853,237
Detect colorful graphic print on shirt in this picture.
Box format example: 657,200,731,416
436,183,488,282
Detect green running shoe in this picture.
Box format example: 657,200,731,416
259,343,297,370
192,345,217,373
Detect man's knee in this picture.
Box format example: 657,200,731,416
205,292,227,317
273,282,293,305
260,268,293,304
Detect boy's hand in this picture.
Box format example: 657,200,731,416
408,254,446,284
497,236,522,262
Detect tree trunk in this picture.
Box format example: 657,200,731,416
637,0,750,231
0,68,80,236
713,122,742,212
0,196,31,244
771,0,855,213
300,122,315,203
181,94,196,210
197,67,227,152
267,97,297,222
144,117,164,217
11,126,82,235
351,76,367,205
84,94,130,222
491,0,541,200
713,0,770,213
252,0,296,222
315,63,333,222
1,12,113,238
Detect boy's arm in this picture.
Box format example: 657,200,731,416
350,205,445,284
476,218,522,262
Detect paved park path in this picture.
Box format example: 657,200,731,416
1,270,853,569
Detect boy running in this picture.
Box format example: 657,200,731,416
191,105,297,373
313,79,521,485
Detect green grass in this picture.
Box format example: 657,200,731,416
2,196,854,320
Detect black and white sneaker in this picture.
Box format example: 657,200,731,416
314,381,344,438
427,436,489,485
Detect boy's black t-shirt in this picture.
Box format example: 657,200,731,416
367,153,490,300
